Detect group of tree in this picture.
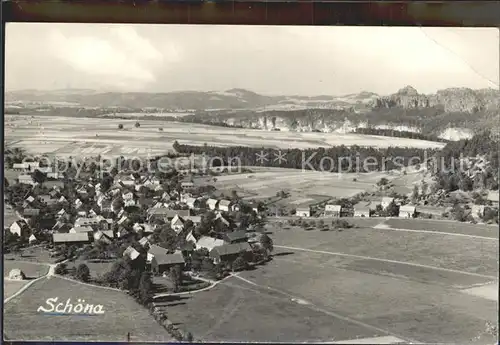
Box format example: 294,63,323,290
173,141,438,173
353,128,448,143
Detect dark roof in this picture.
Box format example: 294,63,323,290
223,230,248,243
148,244,169,257
153,252,185,266
210,242,251,257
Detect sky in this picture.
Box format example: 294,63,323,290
5,23,499,96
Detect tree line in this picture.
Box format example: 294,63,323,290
173,141,438,173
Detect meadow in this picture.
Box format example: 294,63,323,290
3,276,173,341
166,221,498,344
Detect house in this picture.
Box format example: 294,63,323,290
74,199,83,209
186,231,197,244
43,180,64,190
218,200,232,212
29,234,37,244
399,205,416,218
18,174,34,185
122,191,135,200
9,220,30,237
324,204,342,217
93,230,114,244
117,208,125,218
185,216,202,226
58,196,67,203
75,217,100,227
354,207,371,217
381,197,395,210
151,252,185,275
133,223,154,234
185,197,199,209
148,208,190,222
100,200,112,213
117,227,131,238
487,191,499,206
139,237,150,247
207,198,219,211
148,244,170,263
117,215,129,226
124,199,136,207
195,236,225,252
181,181,195,190
48,190,59,198
171,215,185,234
69,226,93,234
231,203,241,212
209,242,252,264
12,163,28,171
88,209,98,217
123,246,141,261
53,232,91,245
215,212,230,227
296,206,311,218
77,210,88,217
52,221,71,233
57,208,67,217
46,172,62,180
472,205,485,218
26,195,35,203
23,208,40,217
222,230,248,244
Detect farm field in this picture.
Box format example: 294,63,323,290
196,168,391,203
383,218,499,238
268,225,498,277
3,276,173,341
4,280,30,299
162,221,498,344
159,282,383,343
5,115,445,157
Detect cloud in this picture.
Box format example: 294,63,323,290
46,26,173,90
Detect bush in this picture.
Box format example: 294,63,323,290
54,263,67,275
118,124,124,129
135,122,140,128
231,255,247,272
76,263,91,282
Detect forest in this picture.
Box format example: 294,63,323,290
173,141,438,173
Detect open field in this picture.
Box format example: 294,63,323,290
167,221,498,344
269,225,498,277
3,260,49,279
5,247,60,265
4,276,173,341
68,259,115,279
159,282,384,343
4,280,30,299
196,168,392,202
383,218,499,238
5,115,445,157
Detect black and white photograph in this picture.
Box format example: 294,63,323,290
3,23,499,343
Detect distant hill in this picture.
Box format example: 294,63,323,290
6,86,498,113
5,86,499,139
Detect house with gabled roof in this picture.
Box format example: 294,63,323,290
69,226,93,234
29,234,38,244
57,208,67,217
26,195,35,203
117,215,129,226
43,180,65,190
152,252,185,275
53,232,91,245
218,200,232,212
171,214,185,234
93,230,114,244
209,242,252,264
123,246,141,261
9,220,30,237
381,197,395,210
325,204,342,217
195,236,225,252
207,198,219,211
222,230,248,244
471,205,486,218
139,237,150,247
58,195,67,203
185,197,200,210
18,174,35,185
185,216,202,226
124,199,136,207
354,206,371,217
75,217,100,227
48,189,59,198
74,198,83,209
399,205,416,218
296,206,311,218
147,244,170,263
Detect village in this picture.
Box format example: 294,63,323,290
4,153,499,342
